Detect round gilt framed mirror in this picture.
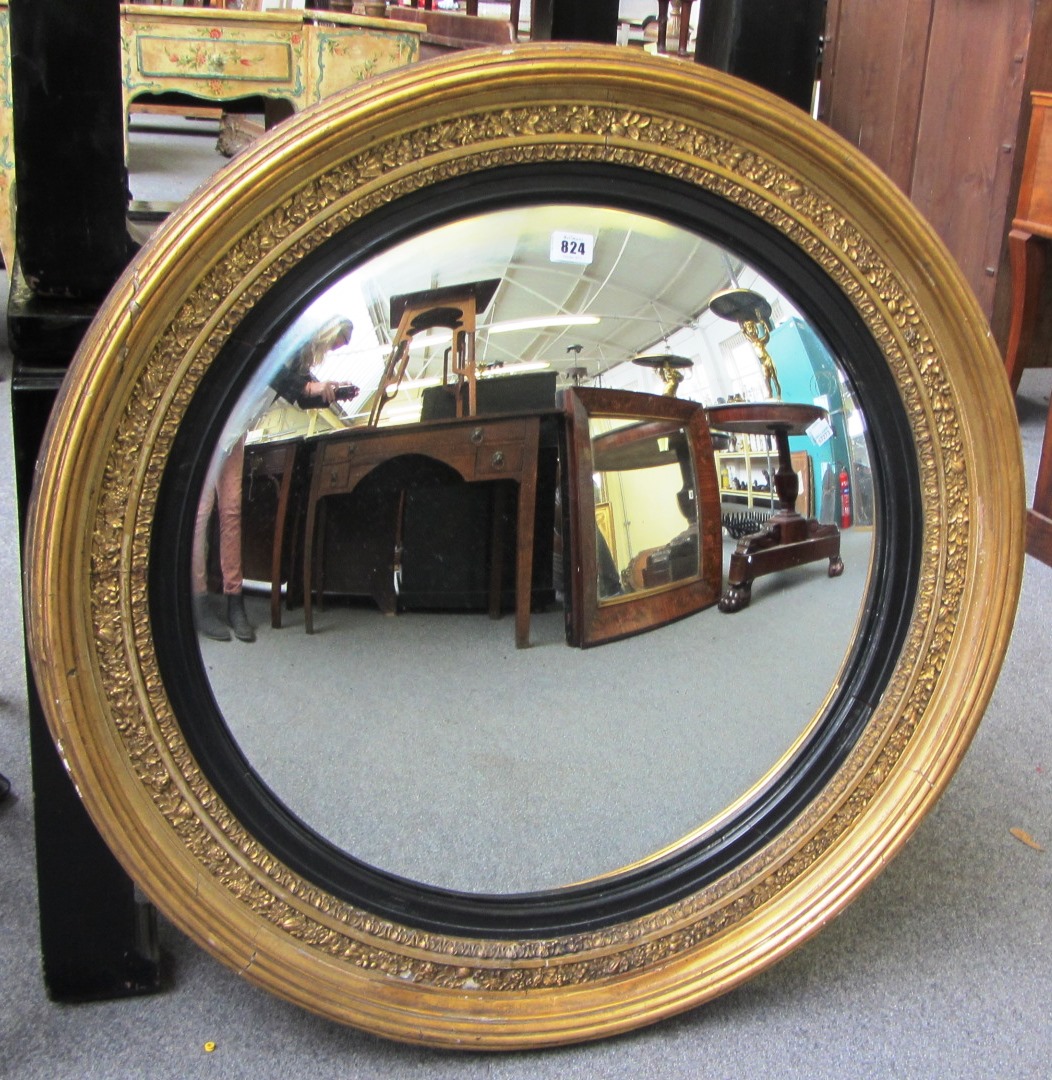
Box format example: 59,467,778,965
25,44,1024,1048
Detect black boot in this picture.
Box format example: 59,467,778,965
227,592,256,642
194,594,231,641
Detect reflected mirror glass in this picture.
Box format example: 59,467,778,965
190,203,876,895
588,417,699,601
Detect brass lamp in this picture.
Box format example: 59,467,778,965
631,352,694,396
708,287,782,399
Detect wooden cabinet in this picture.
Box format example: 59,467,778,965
820,0,1034,320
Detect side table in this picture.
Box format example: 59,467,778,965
706,402,843,612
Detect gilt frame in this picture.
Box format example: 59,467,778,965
25,44,1024,1048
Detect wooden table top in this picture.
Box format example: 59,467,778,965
706,401,826,437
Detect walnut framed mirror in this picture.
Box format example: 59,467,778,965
25,44,1024,1049
561,387,723,647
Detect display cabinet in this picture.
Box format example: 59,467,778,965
716,445,814,518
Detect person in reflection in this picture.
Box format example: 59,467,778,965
271,315,357,410
193,435,254,641
193,317,357,642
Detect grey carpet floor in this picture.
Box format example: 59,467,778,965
3,371,1050,1080
1,116,1051,1077
205,528,872,894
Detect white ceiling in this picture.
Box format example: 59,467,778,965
309,203,742,408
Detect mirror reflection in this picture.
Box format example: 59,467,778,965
191,203,876,894
587,416,699,602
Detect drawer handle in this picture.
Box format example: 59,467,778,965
490,450,505,469
471,428,484,445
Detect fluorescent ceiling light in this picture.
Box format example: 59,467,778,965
392,375,444,391
479,360,551,377
376,403,424,424
484,315,600,335
406,315,598,347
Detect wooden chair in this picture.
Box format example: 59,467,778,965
464,0,520,38
1004,92,1052,394
1029,394,1052,565
1000,91,1052,566
392,0,520,50
654,0,695,56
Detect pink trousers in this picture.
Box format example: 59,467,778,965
192,436,245,596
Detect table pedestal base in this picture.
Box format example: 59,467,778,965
706,402,844,614
720,512,843,613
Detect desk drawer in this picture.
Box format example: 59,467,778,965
474,441,524,478
248,442,294,476
466,418,527,443
314,417,532,486
320,440,361,466
318,460,352,493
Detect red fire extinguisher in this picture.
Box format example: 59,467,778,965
838,465,852,528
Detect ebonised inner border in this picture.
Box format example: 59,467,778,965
151,162,922,939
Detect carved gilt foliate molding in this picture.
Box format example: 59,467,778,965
87,100,965,987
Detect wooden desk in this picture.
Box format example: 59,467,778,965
120,5,421,117
0,4,422,270
242,437,308,629
1004,91,1052,393
303,413,545,647
707,402,843,612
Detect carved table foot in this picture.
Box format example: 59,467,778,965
718,518,842,614
718,581,752,612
